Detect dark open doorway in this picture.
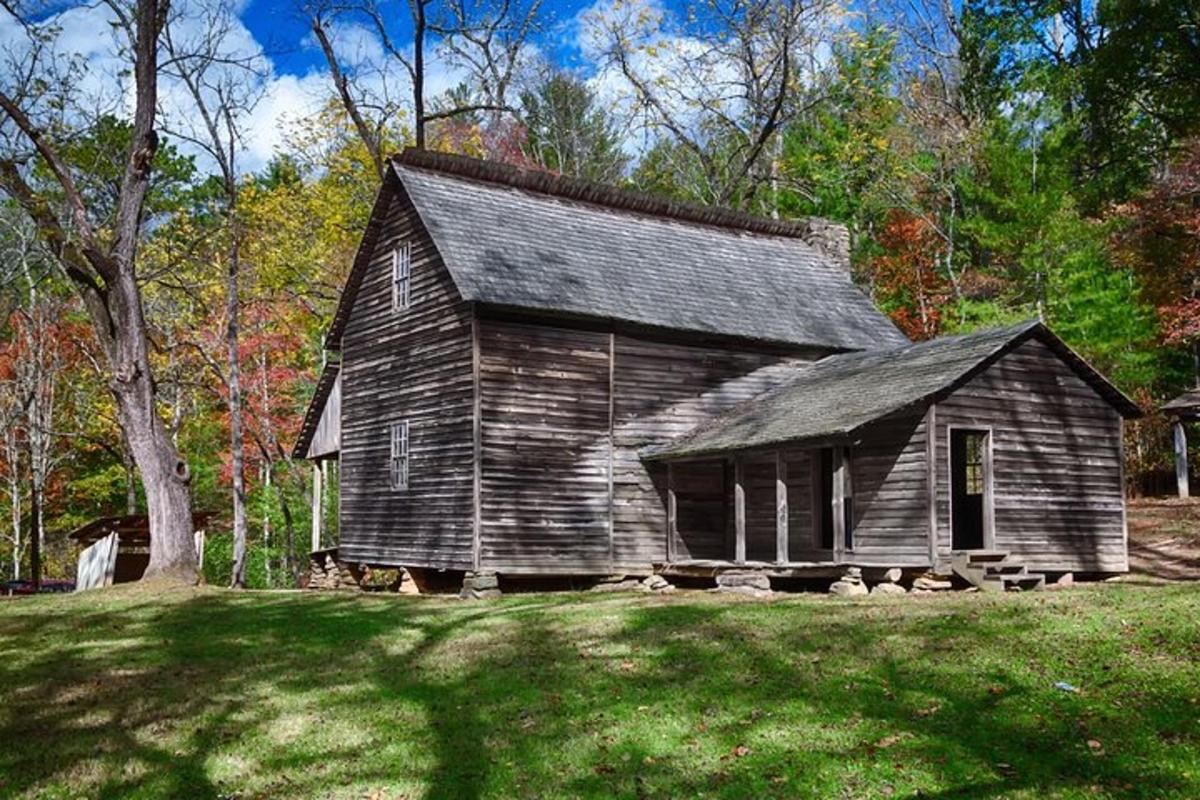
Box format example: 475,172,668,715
951,429,989,550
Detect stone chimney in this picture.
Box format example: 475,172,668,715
798,218,852,272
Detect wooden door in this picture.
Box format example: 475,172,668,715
951,430,987,550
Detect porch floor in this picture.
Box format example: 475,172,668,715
657,559,933,579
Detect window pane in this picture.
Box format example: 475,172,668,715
393,243,411,311
390,420,409,489
963,433,985,495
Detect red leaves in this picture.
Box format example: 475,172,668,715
1112,138,1200,344
867,210,952,341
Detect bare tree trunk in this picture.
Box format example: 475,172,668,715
111,300,197,582
1,416,22,581
157,11,261,589
412,0,428,149
278,480,296,582
121,433,138,515
226,233,249,588
263,466,271,586
30,464,43,586
27,438,40,588
6,458,18,582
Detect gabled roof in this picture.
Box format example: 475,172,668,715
647,321,1143,460
325,149,908,352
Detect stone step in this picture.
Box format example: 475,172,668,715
982,572,1046,592
961,549,1010,564
951,550,1044,592
982,562,1026,576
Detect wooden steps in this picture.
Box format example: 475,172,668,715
951,550,1046,592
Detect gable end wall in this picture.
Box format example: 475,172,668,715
933,337,1127,573
338,186,476,569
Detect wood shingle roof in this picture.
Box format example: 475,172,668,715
646,321,1143,459
325,149,908,352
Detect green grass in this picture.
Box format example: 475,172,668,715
1,584,1198,799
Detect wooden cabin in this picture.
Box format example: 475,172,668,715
294,149,1141,584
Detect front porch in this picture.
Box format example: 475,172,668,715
659,442,936,575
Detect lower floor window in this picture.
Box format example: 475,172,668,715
390,420,409,490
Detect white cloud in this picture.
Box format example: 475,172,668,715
241,71,333,167
0,0,343,173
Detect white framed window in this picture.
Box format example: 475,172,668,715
391,242,411,312
389,420,409,490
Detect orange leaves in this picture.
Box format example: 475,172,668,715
867,210,952,341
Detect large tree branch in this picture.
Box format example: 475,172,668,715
422,102,513,122
311,15,385,178
110,0,165,273
0,160,116,357
0,91,114,280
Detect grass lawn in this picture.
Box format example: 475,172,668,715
1,584,1198,799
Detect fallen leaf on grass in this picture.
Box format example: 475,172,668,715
732,744,751,758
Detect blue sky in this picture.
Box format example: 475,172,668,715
239,0,600,77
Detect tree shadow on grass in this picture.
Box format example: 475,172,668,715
561,593,1199,798
0,586,1196,799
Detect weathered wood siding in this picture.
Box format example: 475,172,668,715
476,319,814,573
783,450,818,560
477,320,612,572
847,412,931,565
610,338,812,570
744,454,779,561
338,186,475,568
934,338,1127,572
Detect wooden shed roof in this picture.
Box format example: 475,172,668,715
1162,388,1200,418
68,512,217,546
647,321,1143,460
325,149,907,352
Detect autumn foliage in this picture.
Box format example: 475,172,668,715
868,210,952,341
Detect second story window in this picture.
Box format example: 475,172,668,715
392,242,411,312
390,420,409,490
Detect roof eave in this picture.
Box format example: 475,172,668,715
291,361,341,460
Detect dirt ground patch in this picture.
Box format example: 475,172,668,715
1127,497,1200,580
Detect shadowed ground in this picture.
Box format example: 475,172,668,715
1127,498,1200,581
0,583,1197,799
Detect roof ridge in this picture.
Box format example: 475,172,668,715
391,148,825,241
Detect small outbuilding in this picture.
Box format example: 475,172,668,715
71,513,213,590
1162,389,1200,498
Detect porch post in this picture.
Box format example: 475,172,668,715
734,456,746,564
831,447,846,563
1174,421,1190,499
311,461,323,552
666,462,677,562
925,404,939,567
775,451,788,564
